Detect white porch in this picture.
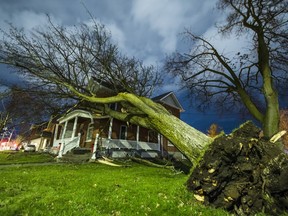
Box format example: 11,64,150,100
53,110,94,158
101,138,160,151
90,137,161,159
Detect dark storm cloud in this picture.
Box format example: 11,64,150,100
0,0,223,105
0,0,220,65
0,0,249,132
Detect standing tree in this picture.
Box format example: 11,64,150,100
0,18,212,165
0,86,12,132
3,86,72,133
0,111,9,132
166,0,288,142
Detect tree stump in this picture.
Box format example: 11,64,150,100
187,121,288,215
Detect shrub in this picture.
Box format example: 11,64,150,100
207,123,220,138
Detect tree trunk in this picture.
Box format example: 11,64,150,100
258,31,280,141
86,92,213,165
149,112,213,164
263,88,279,139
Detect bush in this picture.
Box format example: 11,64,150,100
207,123,220,138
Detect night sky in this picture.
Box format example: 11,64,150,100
0,0,259,133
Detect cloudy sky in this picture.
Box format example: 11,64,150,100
0,0,248,132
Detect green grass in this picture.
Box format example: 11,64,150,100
0,152,230,216
0,151,55,164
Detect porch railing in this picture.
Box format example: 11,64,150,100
101,138,160,151
57,134,81,158
62,135,81,155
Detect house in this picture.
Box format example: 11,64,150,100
38,91,186,160
20,115,59,152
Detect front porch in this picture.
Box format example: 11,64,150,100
52,109,162,159
53,138,162,161
52,109,96,158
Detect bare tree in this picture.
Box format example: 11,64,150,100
0,86,11,132
1,18,162,97
7,86,70,130
166,0,288,141
0,18,212,164
0,111,9,132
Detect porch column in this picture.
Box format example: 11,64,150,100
90,133,99,160
136,125,140,150
57,121,68,158
160,135,164,157
38,137,44,151
76,133,81,148
53,124,59,146
108,118,113,139
72,116,78,139
42,139,48,149
158,134,161,152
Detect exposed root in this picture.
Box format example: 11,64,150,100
130,157,174,170
97,159,123,167
270,130,287,143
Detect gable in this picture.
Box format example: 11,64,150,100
153,92,184,112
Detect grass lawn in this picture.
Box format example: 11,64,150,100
0,151,55,165
0,152,230,216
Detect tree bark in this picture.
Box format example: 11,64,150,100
110,93,213,165
258,31,280,140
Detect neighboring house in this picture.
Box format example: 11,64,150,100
23,123,46,151
35,91,186,159
23,116,58,151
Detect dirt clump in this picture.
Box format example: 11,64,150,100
187,121,288,215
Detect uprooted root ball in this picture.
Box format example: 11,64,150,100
187,121,288,215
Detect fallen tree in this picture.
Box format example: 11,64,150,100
76,91,213,165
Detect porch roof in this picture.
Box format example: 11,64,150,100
57,109,94,124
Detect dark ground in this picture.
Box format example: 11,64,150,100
187,121,288,215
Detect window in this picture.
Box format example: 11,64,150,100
119,125,127,140
56,125,63,139
167,140,174,147
148,130,158,143
64,120,74,138
86,124,94,141
109,103,117,110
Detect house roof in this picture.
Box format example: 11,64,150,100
152,91,184,112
